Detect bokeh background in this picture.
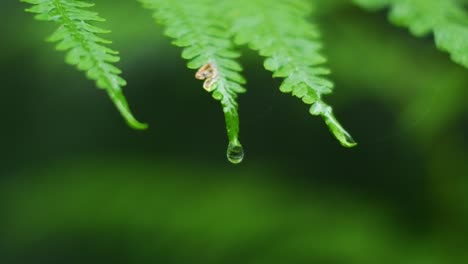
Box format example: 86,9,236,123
1,0,468,263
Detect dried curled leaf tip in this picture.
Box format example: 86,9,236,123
195,63,219,92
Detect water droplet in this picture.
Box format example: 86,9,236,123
227,143,244,164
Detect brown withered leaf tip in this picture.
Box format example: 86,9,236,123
195,63,219,92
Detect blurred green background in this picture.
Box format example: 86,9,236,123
1,0,468,263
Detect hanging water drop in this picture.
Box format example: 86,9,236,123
227,142,244,164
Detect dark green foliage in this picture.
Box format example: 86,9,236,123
22,0,468,162
353,0,468,68
140,0,357,161
22,0,147,129
140,0,247,162
225,0,357,147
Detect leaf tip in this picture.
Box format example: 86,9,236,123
310,101,357,148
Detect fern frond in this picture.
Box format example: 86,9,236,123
140,0,247,163
225,0,357,147
353,0,468,69
21,0,147,129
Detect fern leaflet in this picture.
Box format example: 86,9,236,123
353,0,468,69
140,0,247,163
22,0,147,129
225,0,357,147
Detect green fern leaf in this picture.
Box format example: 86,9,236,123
140,0,247,163
225,0,357,147
21,0,147,130
353,0,468,69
